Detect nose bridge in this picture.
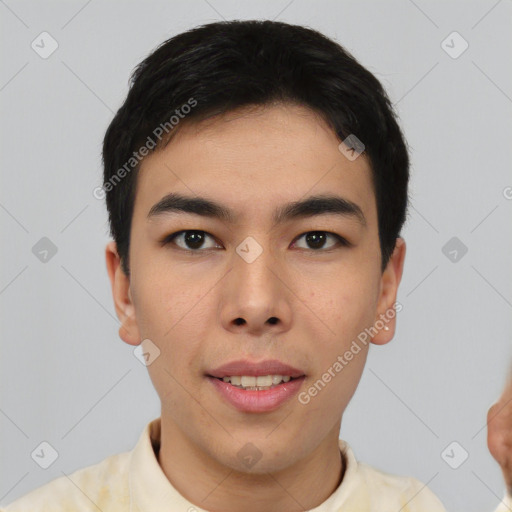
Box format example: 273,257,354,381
232,235,277,298
220,234,291,332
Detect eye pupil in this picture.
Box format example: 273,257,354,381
306,232,327,249
185,231,205,249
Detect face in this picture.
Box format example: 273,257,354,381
106,103,405,474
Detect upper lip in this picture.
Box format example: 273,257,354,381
208,359,305,378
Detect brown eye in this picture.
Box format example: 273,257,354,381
161,230,221,251
293,231,349,250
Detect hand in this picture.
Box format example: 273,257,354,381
488,368,512,495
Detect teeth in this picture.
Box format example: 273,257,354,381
241,376,257,387
220,375,294,388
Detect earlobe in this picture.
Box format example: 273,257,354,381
105,241,141,346
370,237,406,346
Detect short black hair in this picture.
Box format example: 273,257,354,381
102,19,409,276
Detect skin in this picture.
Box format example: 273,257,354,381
488,369,512,496
105,102,407,512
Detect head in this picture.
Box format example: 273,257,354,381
104,20,408,473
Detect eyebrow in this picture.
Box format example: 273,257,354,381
147,192,366,228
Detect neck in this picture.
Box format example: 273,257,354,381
156,416,346,512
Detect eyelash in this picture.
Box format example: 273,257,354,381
159,230,351,252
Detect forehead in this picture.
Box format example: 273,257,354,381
132,103,376,227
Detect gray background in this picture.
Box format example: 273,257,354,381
1,1,511,510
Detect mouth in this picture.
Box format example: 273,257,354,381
206,359,306,412
207,374,304,391
207,358,305,380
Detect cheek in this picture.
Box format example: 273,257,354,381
130,270,211,395
132,263,207,338
312,274,379,341
299,353,368,425
302,273,376,403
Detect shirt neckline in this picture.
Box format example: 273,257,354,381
128,417,361,512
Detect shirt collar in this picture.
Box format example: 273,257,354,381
129,417,209,512
128,417,364,512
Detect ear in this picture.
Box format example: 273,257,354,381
105,241,141,346
370,237,406,346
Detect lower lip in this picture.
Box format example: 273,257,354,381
207,376,306,413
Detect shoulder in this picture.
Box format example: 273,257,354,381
338,440,446,511
357,460,447,511
1,450,131,512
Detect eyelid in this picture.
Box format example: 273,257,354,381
160,230,352,250
159,230,220,249
292,231,351,249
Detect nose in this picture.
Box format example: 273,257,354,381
219,246,293,336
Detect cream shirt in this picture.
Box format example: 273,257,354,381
1,417,510,511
